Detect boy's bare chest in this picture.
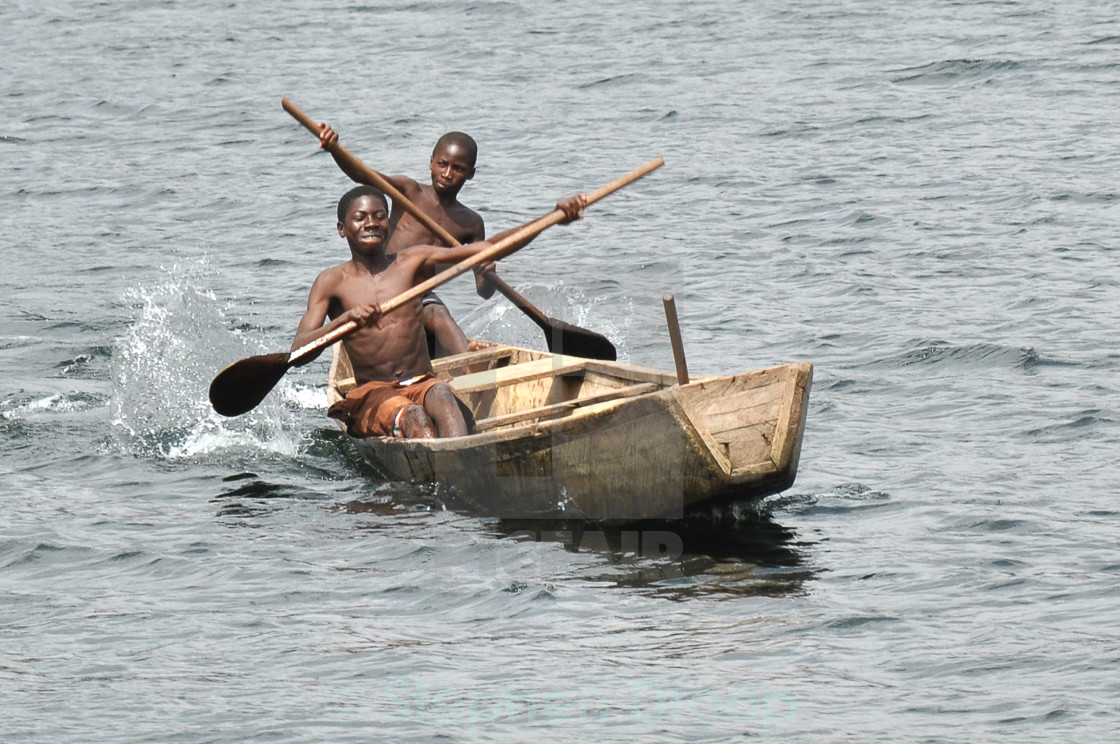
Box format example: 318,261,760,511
393,193,475,245
335,262,414,308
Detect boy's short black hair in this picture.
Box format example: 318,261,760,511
337,185,388,223
433,132,478,167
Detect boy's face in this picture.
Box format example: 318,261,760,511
338,195,390,254
429,142,475,195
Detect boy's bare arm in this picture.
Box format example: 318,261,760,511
318,124,416,194
473,195,586,293
470,213,497,298
289,271,381,363
407,241,496,281
485,195,585,249
290,273,334,350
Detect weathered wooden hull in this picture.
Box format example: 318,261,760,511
328,343,812,522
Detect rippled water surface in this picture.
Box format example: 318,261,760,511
3,1,1119,741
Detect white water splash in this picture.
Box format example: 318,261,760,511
108,257,304,460
280,381,329,411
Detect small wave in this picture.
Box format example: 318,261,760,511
1045,190,1119,205
1,541,71,569
968,518,1024,533
256,257,294,268
578,73,640,90
214,476,306,501
822,378,871,393
888,342,1041,371
57,348,111,376
45,319,98,332
825,614,900,630
890,58,1022,86
827,483,891,502
1023,411,1110,440
0,336,37,352
853,113,932,127
1,391,105,419
777,483,891,516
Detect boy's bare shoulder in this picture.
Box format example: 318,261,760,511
452,202,485,236
312,261,355,287
393,243,440,262
390,174,424,196
461,202,484,222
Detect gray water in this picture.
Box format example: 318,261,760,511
3,0,1119,741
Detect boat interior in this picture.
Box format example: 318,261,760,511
329,342,812,482
330,342,684,434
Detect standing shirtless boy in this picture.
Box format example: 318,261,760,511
317,124,488,357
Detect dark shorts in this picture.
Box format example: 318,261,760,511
421,291,446,308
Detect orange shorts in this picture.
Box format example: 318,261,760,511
328,375,446,438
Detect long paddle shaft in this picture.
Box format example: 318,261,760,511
482,273,617,360
282,97,633,359
208,158,663,417
282,97,436,230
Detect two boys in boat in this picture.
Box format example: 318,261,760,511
317,124,492,358
291,127,583,439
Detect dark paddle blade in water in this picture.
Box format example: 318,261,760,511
545,319,617,360
487,273,617,360
208,352,292,417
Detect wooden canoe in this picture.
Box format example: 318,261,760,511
328,343,812,522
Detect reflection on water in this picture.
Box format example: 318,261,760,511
211,472,306,520
339,478,817,597
490,500,815,599
216,454,816,597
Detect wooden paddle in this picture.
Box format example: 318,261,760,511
282,96,620,360
208,157,663,417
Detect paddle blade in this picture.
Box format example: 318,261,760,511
208,352,293,417
545,319,617,361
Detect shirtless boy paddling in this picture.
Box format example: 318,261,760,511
292,185,486,439
294,185,583,440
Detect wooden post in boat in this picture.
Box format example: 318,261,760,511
662,293,689,385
